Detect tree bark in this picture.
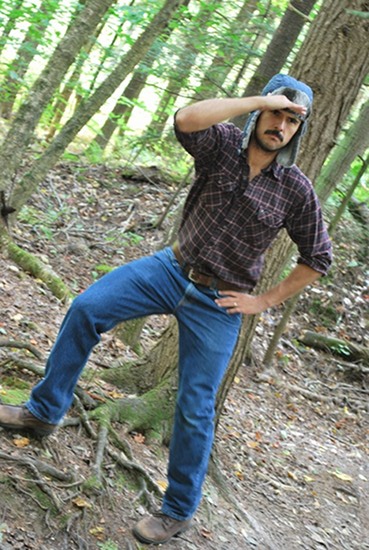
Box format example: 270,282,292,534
46,11,108,141
145,3,213,138
316,98,369,203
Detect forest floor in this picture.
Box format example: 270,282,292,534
0,162,368,550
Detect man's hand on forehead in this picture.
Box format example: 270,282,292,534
284,106,306,121
261,94,307,118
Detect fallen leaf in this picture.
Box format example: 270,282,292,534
200,528,213,539
133,433,145,444
254,431,262,441
12,313,23,322
107,390,125,399
86,392,106,402
72,497,92,508
303,475,315,483
331,471,353,482
157,479,168,491
89,526,105,540
13,437,30,448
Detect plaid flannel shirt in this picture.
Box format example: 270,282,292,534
175,121,332,291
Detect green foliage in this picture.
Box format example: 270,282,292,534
346,9,369,19
325,156,368,211
94,263,113,274
0,387,31,405
97,541,119,550
351,158,369,203
18,204,68,240
2,376,30,390
309,298,340,327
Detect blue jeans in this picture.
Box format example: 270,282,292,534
26,247,241,520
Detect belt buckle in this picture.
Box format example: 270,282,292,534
188,267,201,284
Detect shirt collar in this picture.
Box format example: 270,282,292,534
241,148,285,181
262,160,284,181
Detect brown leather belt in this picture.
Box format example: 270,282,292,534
172,243,243,292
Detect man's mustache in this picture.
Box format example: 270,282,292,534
264,129,283,142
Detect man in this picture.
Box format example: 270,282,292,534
0,74,332,545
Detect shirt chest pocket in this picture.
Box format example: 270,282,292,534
199,175,237,211
239,200,285,251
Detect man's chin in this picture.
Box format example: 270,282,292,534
257,141,285,154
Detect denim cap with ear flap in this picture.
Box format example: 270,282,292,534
241,73,314,167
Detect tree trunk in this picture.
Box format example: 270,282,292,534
0,0,61,119
0,0,24,58
92,0,192,151
293,1,369,183
92,65,149,151
231,0,317,129
145,2,213,139
9,0,187,213
0,0,115,197
100,319,179,443
91,29,179,152
330,157,369,234
193,0,259,101
316,97,369,203
46,12,108,141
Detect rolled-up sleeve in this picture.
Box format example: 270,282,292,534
286,187,332,275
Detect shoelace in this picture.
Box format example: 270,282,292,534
153,512,178,527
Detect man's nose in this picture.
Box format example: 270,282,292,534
274,118,286,131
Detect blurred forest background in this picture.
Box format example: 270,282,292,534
0,1,368,549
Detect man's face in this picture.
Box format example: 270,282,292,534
253,108,302,154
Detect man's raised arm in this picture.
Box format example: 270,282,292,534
175,95,308,133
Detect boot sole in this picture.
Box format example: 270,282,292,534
132,524,190,545
0,422,55,438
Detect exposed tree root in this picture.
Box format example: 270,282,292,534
6,238,73,303
0,450,75,482
1,451,71,511
1,350,98,410
0,343,167,517
91,425,108,484
0,338,43,360
209,452,279,550
107,444,164,498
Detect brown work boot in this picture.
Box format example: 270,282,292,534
0,404,57,437
132,511,192,545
